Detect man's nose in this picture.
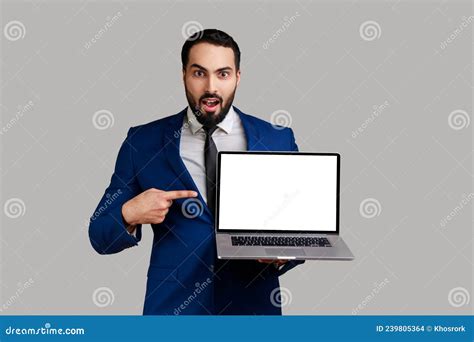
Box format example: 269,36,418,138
205,75,218,94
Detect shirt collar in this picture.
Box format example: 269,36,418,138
185,106,236,135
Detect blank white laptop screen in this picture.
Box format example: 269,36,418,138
218,153,338,232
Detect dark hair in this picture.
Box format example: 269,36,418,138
181,29,241,71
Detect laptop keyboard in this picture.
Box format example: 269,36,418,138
231,236,331,247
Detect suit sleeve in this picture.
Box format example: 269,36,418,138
288,127,299,152
88,127,143,255
276,127,306,276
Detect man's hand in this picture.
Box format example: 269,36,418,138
257,259,289,267
122,188,198,232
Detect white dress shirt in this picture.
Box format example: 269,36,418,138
179,106,247,202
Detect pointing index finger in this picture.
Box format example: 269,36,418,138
163,190,198,200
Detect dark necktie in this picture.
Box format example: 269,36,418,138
203,126,218,216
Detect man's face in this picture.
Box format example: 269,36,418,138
183,42,240,128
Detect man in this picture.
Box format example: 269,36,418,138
88,29,304,315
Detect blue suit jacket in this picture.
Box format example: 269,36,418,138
88,106,304,315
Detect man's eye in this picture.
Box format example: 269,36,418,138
220,72,229,78
194,71,205,77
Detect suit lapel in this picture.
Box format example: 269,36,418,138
234,106,264,151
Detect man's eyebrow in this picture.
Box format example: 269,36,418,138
190,64,233,72
190,63,207,71
216,66,233,72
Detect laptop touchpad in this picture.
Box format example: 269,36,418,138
264,248,306,256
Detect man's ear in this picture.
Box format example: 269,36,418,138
182,68,186,82
236,69,241,87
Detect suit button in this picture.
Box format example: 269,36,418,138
209,265,215,272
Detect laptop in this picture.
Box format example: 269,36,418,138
215,151,354,260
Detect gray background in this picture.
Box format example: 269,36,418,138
1,0,472,315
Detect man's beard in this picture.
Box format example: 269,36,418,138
185,85,237,129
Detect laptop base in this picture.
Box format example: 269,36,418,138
216,233,354,260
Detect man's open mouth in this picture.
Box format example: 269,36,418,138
201,98,220,112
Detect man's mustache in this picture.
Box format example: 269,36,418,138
200,94,223,102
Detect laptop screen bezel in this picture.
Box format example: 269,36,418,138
215,151,340,235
